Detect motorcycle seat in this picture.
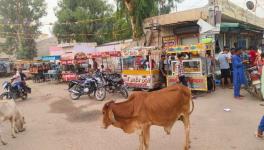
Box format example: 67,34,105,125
112,78,122,82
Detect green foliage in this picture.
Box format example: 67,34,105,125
0,0,46,59
117,0,182,39
53,0,132,44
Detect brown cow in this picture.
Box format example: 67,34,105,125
102,84,194,150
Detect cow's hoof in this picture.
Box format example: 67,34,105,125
184,146,190,150
1,141,7,145
12,135,16,138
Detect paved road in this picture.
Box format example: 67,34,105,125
0,78,263,150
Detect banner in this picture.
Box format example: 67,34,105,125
162,36,178,48
187,76,207,91
122,74,159,89
41,56,61,61
167,76,179,87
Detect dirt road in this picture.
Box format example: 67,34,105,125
0,79,263,150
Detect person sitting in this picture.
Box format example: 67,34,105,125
143,55,156,70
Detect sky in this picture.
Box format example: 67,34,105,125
40,0,264,35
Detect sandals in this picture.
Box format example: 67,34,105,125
255,132,264,139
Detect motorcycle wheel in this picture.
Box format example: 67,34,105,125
69,85,81,100
0,92,12,100
120,87,129,98
70,92,81,100
256,87,263,101
0,93,7,100
95,87,106,101
21,93,28,100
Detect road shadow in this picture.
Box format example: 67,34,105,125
49,98,101,123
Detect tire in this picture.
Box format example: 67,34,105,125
0,93,7,100
70,92,81,100
21,93,28,100
0,92,11,100
69,85,81,100
120,87,128,98
95,87,106,101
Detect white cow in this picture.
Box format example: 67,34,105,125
0,100,26,145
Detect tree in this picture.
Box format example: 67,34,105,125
117,0,182,39
0,0,46,59
53,0,131,44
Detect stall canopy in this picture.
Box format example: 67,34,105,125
121,47,160,57
49,46,64,56
60,52,88,65
41,55,61,61
89,43,122,58
166,43,212,53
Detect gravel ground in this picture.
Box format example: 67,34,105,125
0,78,263,150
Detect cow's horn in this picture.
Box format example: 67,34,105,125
109,109,116,123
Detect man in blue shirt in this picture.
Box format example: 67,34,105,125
218,48,231,88
232,48,247,99
256,116,264,138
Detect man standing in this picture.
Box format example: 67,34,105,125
177,54,187,86
256,116,264,138
249,47,257,65
218,48,231,88
232,48,247,99
92,58,98,72
159,55,167,87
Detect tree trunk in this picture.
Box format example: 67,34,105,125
124,0,137,39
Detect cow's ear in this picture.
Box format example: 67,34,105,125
108,109,116,123
106,100,114,108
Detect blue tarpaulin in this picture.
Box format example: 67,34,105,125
41,56,61,61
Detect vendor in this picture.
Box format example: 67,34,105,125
177,54,187,86
142,55,156,70
159,55,167,87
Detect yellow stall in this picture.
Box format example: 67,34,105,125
166,43,214,91
121,47,161,90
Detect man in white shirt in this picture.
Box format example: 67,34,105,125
11,68,22,90
218,48,231,88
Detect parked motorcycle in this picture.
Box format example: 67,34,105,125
102,73,128,98
68,73,106,101
245,66,263,100
0,81,31,100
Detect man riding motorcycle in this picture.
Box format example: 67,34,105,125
11,68,23,91
11,68,29,93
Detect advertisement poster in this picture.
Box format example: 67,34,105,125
187,76,207,91
123,74,159,89
167,76,179,87
162,36,178,48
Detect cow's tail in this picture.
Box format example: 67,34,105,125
189,91,194,115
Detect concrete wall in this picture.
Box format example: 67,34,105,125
36,37,58,57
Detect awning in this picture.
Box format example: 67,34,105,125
41,56,61,61
61,52,88,65
220,23,240,28
220,22,264,32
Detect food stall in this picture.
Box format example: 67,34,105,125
121,47,161,90
60,52,88,81
87,50,122,73
166,43,214,91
